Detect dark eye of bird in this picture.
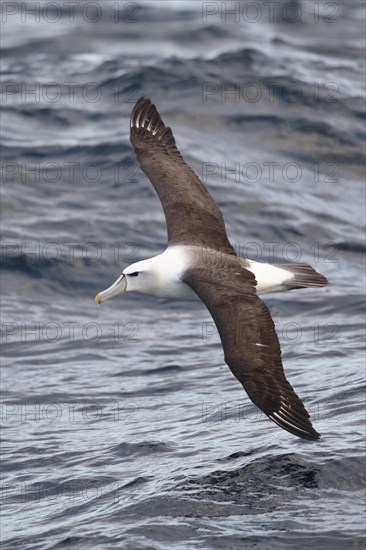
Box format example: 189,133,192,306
129,272,139,277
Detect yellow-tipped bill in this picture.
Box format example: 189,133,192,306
95,274,127,305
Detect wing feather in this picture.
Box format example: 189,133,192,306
130,97,236,255
183,257,320,441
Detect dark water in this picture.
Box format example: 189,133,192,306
1,1,365,548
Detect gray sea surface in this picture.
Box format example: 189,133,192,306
1,1,365,548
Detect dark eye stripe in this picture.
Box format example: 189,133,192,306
129,272,139,277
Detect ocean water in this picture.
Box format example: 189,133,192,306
1,1,365,548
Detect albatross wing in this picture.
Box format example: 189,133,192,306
183,253,320,441
130,97,236,255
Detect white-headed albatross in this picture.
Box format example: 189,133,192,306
96,97,328,441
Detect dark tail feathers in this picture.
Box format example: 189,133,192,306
275,263,329,290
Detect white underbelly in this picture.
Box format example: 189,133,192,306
154,279,199,300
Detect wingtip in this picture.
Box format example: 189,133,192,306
130,96,181,159
135,95,148,106
269,412,321,441
131,96,150,115
130,96,162,132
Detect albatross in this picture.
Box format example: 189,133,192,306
96,97,328,441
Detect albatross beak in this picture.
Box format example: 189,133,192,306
95,274,127,305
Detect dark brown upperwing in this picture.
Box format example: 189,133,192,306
183,260,320,441
130,97,236,255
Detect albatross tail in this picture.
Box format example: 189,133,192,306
245,259,328,294
274,262,329,291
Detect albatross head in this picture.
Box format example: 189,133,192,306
95,247,194,305
95,259,160,305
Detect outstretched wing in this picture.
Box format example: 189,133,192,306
130,97,236,255
183,256,320,441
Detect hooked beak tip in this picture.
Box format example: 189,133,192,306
94,274,126,306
